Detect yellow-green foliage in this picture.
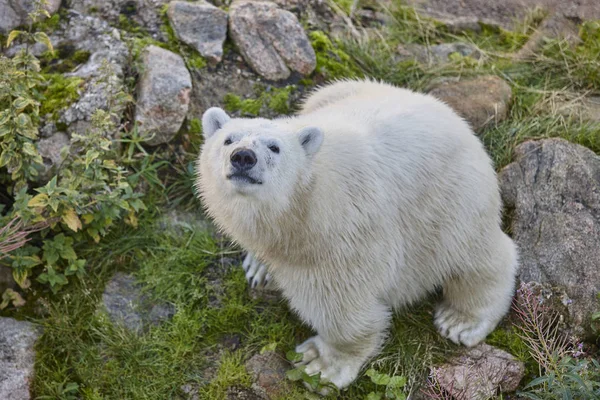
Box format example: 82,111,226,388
310,31,361,80
224,86,295,117
199,352,253,399
40,74,84,119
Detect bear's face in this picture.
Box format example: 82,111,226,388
199,108,323,203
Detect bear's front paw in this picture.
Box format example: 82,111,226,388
294,336,362,394
434,303,493,347
242,253,272,289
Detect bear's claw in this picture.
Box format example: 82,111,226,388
242,252,272,289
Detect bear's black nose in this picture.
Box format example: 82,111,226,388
230,148,257,171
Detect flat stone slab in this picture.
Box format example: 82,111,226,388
102,272,175,333
0,317,40,400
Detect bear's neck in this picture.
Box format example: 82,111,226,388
217,183,316,267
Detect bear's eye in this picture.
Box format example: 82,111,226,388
268,145,280,154
224,138,232,146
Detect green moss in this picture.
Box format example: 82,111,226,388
187,53,207,71
224,86,295,117
487,327,537,376
224,94,262,116
40,74,84,120
310,31,362,80
117,14,144,35
189,118,202,136
33,13,61,34
198,352,253,399
268,86,294,115
40,45,91,74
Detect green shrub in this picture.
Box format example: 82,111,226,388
0,1,145,299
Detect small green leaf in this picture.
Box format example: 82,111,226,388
286,350,303,363
302,371,321,390
33,31,54,53
387,376,407,388
260,343,278,354
524,375,550,389
286,367,304,382
6,30,22,47
366,393,383,400
366,369,390,386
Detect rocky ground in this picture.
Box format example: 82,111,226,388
1,0,600,399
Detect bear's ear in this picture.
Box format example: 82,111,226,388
297,127,323,157
202,107,230,139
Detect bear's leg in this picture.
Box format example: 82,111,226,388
242,252,272,289
434,235,518,347
293,302,391,393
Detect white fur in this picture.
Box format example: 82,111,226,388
196,79,518,391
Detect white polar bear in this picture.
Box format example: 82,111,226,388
196,79,518,391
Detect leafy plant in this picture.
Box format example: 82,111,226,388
514,283,600,399
285,350,338,395
0,1,145,297
364,369,407,400
0,1,53,191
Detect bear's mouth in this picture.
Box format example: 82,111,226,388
226,173,263,185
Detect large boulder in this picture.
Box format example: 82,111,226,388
0,317,40,400
0,0,61,34
167,1,228,64
499,138,600,336
229,0,316,81
428,75,512,133
431,344,525,400
135,45,192,146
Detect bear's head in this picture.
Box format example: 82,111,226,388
197,107,324,209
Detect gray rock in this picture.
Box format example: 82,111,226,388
432,344,524,400
428,75,512,132
167,1,228,64
135,45,192,146
70,0,170,38
396,42,480,65
245,351,289,399
0,317,40,400
229,0,316,81
499,138,600,336
0,0,61,34
404,0,600,39
36,132,69,182
188,61,258,119
102,272,175,333
553,96,600,123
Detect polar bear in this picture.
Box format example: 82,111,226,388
196,79,518,391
